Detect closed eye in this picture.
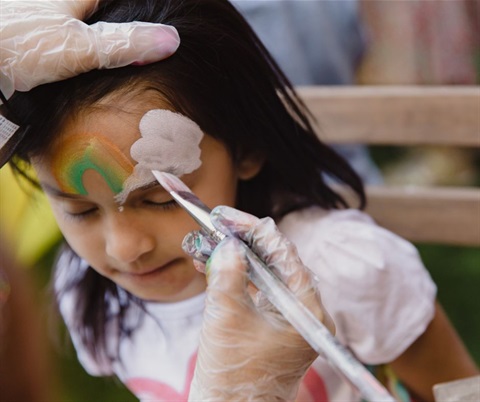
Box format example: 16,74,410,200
143,199,178,211
64,207,99,221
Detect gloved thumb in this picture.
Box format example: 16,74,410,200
206,237,250,300
89,21,179,68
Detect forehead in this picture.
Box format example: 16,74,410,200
52,93,173,158
37,91,205,199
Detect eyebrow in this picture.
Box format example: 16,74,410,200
41,180,165,199
41,174,193,200
41,183,85,200
136,181,162,193
147,171,199,192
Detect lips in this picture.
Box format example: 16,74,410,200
128,266,164,277
119,258,179,277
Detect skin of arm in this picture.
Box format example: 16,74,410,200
0,236,57,401
390,301,479,401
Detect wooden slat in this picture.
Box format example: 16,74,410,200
301,85,480,246
298,86,480,146
360,186,480,246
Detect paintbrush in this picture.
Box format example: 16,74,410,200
0,91,29,169
152,169,396,402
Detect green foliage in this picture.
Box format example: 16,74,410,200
417,244,480,365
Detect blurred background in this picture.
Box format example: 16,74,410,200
0,1,479,400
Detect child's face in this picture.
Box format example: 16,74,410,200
33,96,244,302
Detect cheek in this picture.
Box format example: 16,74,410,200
46,202,101,258
198,170,238,209
165,209,200,242
192,146,239,208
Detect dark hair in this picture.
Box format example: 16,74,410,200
3,0,365,365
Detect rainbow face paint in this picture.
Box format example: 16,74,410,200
115,109,204,203
50,133,134,195
50,110,203,203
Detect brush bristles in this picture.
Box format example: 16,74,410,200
151,170,192,194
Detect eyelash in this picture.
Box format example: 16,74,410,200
64,199,179,222
143,199,179,211
64,208,98,222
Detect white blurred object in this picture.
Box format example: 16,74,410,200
433,375,480,401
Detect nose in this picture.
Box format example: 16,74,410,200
104,211,155,264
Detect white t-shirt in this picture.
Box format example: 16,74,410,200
56,208,437,401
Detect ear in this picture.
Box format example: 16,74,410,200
237,152,265,180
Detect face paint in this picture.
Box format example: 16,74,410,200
115,109,204,203
51,134,134,195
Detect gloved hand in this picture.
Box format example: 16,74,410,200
0,0,179,99
185,206,334,401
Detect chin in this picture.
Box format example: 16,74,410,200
129,280,206,303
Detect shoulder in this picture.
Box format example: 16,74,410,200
278,207,437,363
277,206,434,292
278,207,422,276
278,207,392,266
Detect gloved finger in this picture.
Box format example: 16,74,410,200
202,237,324,365
182,230,216,264
192,259,206,274
89,21,179,68
211,206,306,279
210,205,259,241
206,237,247,288
211,205,323,310
183,230,260,298
206,238,253,327
210,206,293,263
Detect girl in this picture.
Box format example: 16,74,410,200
3,0,477,400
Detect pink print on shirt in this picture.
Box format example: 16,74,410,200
126,353,197,401
296,366,329,402
126,353,328,401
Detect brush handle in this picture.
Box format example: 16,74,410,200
241,242,396,402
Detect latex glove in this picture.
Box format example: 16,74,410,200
0,0,179,99
185,206,334,401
